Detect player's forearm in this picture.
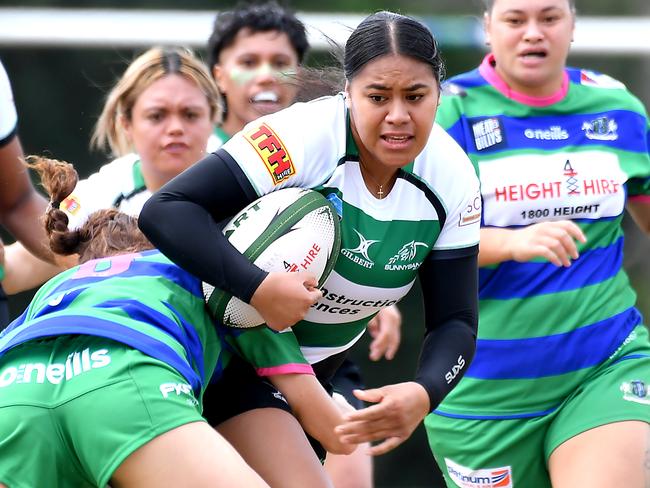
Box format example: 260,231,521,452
417,252,478,410
477,227,515,266
139,151,266,302
270,373,355,455
3,242,64,294
3,192,55,264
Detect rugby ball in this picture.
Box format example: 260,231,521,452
203,188,341,328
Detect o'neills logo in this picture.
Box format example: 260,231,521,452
245,123,296,184
0,348,111,387
524,126,568,140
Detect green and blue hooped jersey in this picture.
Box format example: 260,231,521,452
0,250,222,397
434,54,650,417
219,93,480,377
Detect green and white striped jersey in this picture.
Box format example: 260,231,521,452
220,93,480,376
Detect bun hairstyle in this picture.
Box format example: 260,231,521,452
26,155,154,263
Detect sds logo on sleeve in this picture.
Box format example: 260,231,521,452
445,355,466,384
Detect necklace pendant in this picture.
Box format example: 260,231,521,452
377,185,384,199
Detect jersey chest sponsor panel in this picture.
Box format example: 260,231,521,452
480,150,626,227
0,251,219,393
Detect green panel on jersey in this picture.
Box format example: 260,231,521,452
131,160,145,191
436,366,595,416
226,326,307,369
479,272,637,339
440,83,646,122
334,201,439,288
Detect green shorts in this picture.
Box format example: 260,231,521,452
425,325,650,488
0,334,205,488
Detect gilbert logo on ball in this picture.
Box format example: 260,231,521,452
203,188,341,328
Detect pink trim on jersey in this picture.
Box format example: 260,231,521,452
479,54,569,107
256,363,315,376
628,195,650,204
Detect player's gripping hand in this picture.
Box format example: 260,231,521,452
250,271,322,331
507,220,587,267
335,381,430,456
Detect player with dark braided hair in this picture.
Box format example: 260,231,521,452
0,156,269,488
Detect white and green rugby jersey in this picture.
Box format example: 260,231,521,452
433,54,650,418
0,60,17,146
61,136,224,229
219,93,480,376
60,154,150,229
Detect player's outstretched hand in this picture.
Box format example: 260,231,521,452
250,271,322,331
367,305,401,361
508,220,587,267
335,381,430,456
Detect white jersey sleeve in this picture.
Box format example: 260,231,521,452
61,154,142,229
220,95,347,196
416,124,481,254
0,60,18,144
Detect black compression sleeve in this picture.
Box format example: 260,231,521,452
414,250,479,411
139,149,267,302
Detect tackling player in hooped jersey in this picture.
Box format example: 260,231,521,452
140,11,481,477
0,157,269,488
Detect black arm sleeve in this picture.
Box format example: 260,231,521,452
139,149,268,303
413,248,479,411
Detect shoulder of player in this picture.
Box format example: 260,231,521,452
440,67,484,99
0,60,13,99
264,93,344,132
570,68,647,115
81,153,141,190
411,123,479,194
420,124,475,171
226,94,347,169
